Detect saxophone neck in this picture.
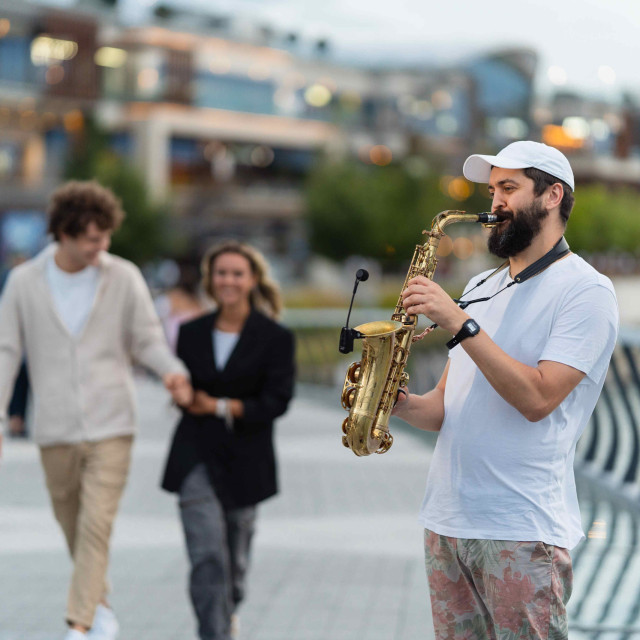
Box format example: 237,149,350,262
430,210,500,235
392,210,499,318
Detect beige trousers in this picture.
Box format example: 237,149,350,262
40,435,133,628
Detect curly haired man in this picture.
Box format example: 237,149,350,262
0,181,193,640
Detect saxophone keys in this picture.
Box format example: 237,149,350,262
341,386,357,410
341,417,349,435
341,435,350,448
376,431,393,454
347,361,361,383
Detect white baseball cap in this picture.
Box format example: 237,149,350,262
463,141,574,191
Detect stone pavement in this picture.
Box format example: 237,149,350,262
0,379,436,640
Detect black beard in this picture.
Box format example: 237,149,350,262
487,199,549,258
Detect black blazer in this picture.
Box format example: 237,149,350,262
161,309,295,508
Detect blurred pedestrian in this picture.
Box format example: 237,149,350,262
161,240,295,640
155,261,206,352
1,255,31,438
0,180,193,640
7,361,29,438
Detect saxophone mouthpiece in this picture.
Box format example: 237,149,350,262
477,212,500,224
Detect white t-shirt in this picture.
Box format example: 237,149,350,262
46,257,100,337
213,329,240,370
418,254,619,549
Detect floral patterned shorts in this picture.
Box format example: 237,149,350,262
424,529,573,640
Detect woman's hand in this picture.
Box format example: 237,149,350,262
186,392,245,418
187,390,216,415
164,373,194,407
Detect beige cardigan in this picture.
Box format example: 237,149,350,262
0,245,188,446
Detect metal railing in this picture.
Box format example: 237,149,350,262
570,329,640,638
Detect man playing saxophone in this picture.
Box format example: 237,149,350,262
392,141,618,639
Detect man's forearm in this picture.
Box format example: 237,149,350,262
461,330,584,422
392,387,446,432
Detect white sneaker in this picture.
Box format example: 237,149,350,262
87,604,119,640
64,630,87,640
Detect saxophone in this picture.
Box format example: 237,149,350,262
340,210,499,456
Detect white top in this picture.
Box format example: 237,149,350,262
46,256,100,337
418,254,619,549
213,329,240,370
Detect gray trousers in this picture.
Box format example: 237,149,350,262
179,464,257,640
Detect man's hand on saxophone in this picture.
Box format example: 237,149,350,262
401,275,470,336
390,364,449,432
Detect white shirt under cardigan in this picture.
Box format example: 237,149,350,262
46,256,99,337
419,254,619,549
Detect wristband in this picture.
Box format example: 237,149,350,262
215,398,234,431
446,318,480,350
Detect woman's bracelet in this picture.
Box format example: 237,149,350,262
215,397,234,431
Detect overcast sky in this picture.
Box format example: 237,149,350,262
117,0,640,98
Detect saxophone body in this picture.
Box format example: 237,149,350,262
340,210,499,456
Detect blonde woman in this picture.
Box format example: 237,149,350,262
161,241,295,640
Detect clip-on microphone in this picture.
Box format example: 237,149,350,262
339,269,369,354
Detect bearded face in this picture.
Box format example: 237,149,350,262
488,198,549,259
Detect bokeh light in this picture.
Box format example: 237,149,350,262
547,66,567,86
369,145,392,166
250,145,275,167
562,116,590,140
447,177,473,201
304,84,332,108
453,237,474,260
63,110,84,133
436,236,453,257
95,47,128,68
31,36,78,66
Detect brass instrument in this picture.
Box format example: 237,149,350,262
340,210,499,456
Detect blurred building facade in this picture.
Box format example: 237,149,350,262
0,0,637,268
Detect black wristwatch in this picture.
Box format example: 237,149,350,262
446,319,480,350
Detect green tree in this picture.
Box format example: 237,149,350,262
306,158,640,263
64,117,176,265
305,158,489,267
565,184,640,254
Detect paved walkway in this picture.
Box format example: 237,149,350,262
0,380,436,640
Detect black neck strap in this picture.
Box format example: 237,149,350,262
455,236,571,310
512,236,570,284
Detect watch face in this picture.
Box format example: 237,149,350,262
466,320,479,334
